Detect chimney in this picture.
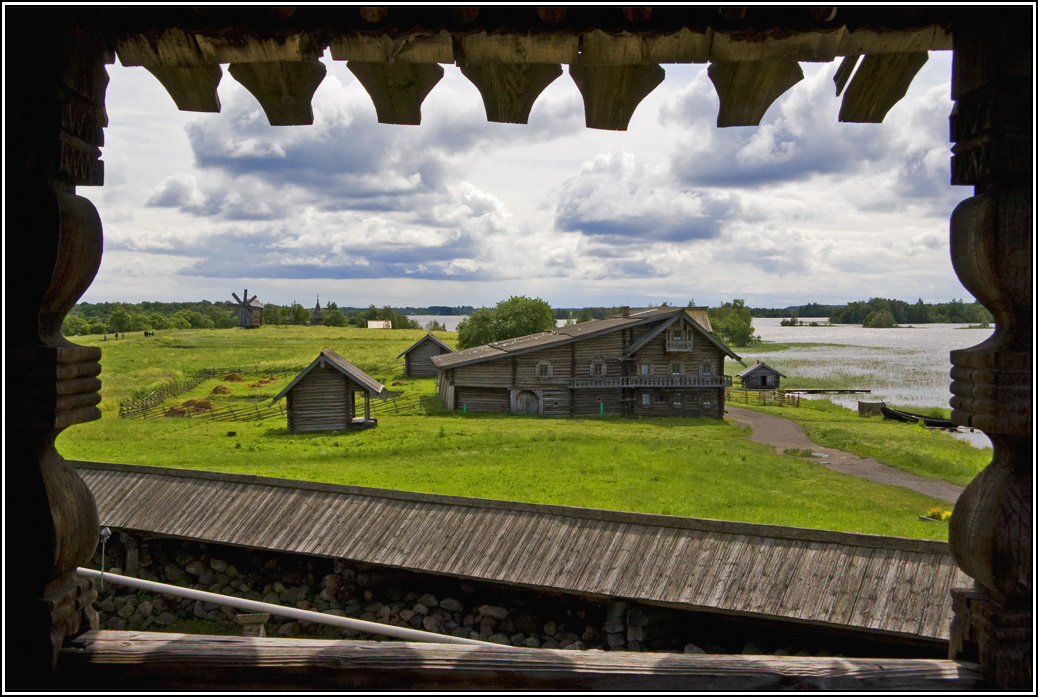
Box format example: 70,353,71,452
622,306,630,317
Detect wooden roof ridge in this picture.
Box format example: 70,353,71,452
396,332,454,359
432,306,739,370
738,360,787,378
73,461,951,555
272,348,384,402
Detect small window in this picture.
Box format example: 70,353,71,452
672,393,683,408
639,363,650,375
673,329,682,340
537,360,553,378
590,359,606,377
670,361,684,375
702,400,712,408
641,393,651,406
701,361,712,376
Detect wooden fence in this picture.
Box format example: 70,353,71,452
118,369,217,418
724,388,800,407
139,393,436,423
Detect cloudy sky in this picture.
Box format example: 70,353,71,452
81,49,972,309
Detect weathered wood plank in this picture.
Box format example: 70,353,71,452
460,63,562,124
144,64,222,112
227,60,326,126
58,632,986,691
838,52,928,123
707,58,804,127
568,63,665,131
347,61,444,125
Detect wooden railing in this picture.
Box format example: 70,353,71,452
665,339,694,351
570,375,731,388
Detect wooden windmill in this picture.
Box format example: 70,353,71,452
231,288,263,329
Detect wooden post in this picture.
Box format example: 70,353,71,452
946,11,1032,690
5,11,109,687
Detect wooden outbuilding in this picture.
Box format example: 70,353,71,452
397,333,454,377
432,307,740,418
737,361,786,390
272,349,384,432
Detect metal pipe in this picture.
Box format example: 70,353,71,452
76,567,498,647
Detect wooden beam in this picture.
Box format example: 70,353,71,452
329,31,453,63
58,632,986,691
227,60,326,126
347,62,444,125
568,64,665,131
838,52,928,123
707,59,804,127
455,32,578,64
144,65,222,112
833,55,859,96
459,63,562,124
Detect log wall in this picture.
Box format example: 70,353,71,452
405,342,448,377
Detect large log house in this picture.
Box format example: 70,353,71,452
6,5,1030,691
433,307,739,417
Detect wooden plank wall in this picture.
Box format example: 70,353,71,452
287,365,351,432
77,463,970,643
405,342,446,377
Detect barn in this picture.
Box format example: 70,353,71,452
737,361,786,390
432,307,740,418
272,349,384,432
397,333,454,377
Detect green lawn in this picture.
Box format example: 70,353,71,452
57,326,966,541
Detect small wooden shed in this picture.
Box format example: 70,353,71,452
272,349,385,432
737,361,786,390
397,333,454,377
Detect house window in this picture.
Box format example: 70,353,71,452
670,361,684,375
702,400,712,409
639,363,650,375
672,393,683,408
641,393,650,406
701,361,712,376
672,329,682,340
590,359,606,377
537,360,553,378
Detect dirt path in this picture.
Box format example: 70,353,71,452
725,406,964,504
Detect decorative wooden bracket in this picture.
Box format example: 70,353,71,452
227,60,327,126
346,62,444,125
568,63,665,131
459,63,562,124
838,52,928,123
144,65,222,112
707,59,804,127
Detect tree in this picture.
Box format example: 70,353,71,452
425,319,447,332
323,308,347,327
862,309,897,328
708,299,758,346
288,303,312,325
108,307,132,333
456,296,555,349
61,314,90,336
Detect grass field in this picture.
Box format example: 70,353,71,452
56,326,971,540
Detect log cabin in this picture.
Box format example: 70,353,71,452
398,333,455,378
272,349,384,432
738,361,787,390
433,307,739,418
6,5,1030,691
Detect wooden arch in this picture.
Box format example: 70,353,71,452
5,6,1031,690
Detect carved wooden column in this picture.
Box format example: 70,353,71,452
5,11,109,687
946,12,1032,690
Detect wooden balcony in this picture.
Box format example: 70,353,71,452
570,375,731,389
665,339,694,351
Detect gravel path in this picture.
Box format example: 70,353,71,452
724,406,964,504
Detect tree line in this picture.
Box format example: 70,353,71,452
826,298,993,326
60,300,422,335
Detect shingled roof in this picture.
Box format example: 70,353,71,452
432,307,739,370
77,461,968,645
272,349,384,402
397,333,454,359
